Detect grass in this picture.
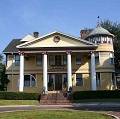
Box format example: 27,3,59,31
0,100,39,105
0,110,113,119
0,99,119,106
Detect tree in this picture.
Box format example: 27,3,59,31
0,54,9,91
100,20,120,70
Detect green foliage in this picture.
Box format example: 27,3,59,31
0,92,40,100
100,20,120,69
72,90,120,100
0,54,9,91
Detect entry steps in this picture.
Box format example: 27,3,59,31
40,91,72,105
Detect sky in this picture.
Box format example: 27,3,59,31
0,0,120,53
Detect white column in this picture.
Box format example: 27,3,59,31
19,52,24,92
67,52,72,91
91,52,96,90
43,52,48,93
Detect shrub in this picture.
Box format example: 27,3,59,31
0,92,40,100
72,90,120,100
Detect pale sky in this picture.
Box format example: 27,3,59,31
0,0,120,53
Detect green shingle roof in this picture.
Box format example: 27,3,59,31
3,39,21,53
86,26,114,38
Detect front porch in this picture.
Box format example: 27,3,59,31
18,51,97,93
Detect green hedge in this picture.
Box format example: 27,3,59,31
0,92,40,100
72,90,120,100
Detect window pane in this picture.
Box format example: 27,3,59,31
76,55,81,64
76,74,83,86
55,55,61,66
95,53,99,64
36,55,42,65
15,55,20,66
96,73,100,87
24,74,36,87
24,75,30,87
63,55,67,65
49,55,55,65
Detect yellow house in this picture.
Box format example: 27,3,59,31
3,26,116,93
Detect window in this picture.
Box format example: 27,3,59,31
36,55,42,66
76,74,83,86
62,55,67,65
55,55,62,66
96,72,101,87
109,52,114,64
15,55,20,66
24,74,36,87
76,55,81,65
49,55,55,66
95,53,99,64
112,73,116,85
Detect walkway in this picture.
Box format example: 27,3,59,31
0,103,119,118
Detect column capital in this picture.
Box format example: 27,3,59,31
66,50,72,54
90,51,95,54
18,51,24,55
42,51,47,55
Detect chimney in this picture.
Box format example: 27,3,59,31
80,29,92,39
33,32,39,38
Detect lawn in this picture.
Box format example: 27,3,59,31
0,99,119,105
0,110,112,119
0,100,39,105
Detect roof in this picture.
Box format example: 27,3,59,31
20,34,35,42
86,26,114,38
17,31,95,48
3,31,97,53
3,39,21,53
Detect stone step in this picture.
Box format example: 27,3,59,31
40,92,71,105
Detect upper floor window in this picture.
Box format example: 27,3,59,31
24,74,36,87
96,72,101,87
76,55,81,65
36,55,42,66
15,55,20,66
49,55,55,66
76,73,83,86
49,55,66,66
109,52,114,64
62,55,67,65
112,73,116,86
95,53,99,65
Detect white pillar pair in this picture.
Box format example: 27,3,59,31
19,52,48,93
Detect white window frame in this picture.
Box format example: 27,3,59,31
36,55,42,66
96,72,101,88
24,74,37,87
76,55,81,65
14,55,20,66
95,52,100,65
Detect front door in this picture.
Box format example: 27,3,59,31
55,74,62,90
48,74,62,91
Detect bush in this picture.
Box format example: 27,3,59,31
0,92,40,100
72,90,120,100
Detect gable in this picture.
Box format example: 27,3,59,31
17,31,95,48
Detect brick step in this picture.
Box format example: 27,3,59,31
40,92,71,105
40,100,71,103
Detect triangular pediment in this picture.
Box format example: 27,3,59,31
17,31,96,48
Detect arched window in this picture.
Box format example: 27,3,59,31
24,74,36,87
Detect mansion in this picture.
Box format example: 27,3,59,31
3,26,117,93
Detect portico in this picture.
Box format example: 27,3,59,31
19,50,97,93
